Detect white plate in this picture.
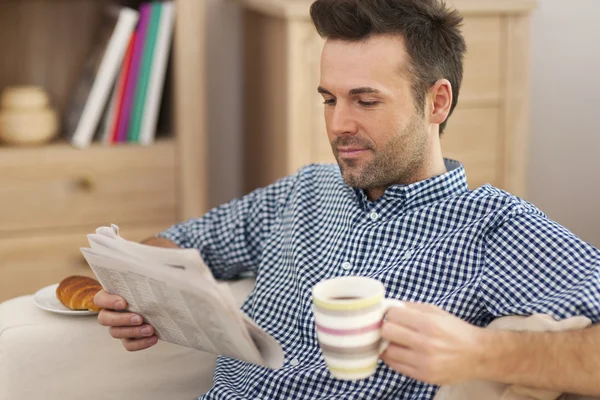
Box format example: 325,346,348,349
33,283,99,316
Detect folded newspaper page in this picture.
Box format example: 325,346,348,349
80,224,284,369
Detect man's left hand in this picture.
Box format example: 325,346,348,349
380,302,488,385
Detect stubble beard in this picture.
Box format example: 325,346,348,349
334,116,428,190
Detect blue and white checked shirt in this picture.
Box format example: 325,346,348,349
159,160,600,400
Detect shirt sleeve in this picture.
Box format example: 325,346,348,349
156,172,298,280
480,209,600,323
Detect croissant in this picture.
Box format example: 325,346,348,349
56,275,103,312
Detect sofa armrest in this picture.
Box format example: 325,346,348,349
434,314,599,400
0,278,256,400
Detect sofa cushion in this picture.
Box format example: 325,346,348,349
434,314,596,400
0,278,256,400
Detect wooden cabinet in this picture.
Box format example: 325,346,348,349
0,141,178,233
240,0,537,197
0,0,207,302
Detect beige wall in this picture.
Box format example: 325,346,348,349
205,0,243,208
206,0,600,247
528,0,600,247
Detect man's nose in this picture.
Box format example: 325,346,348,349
329,103,358,136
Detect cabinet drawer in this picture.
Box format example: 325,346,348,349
442,106,501,189
0,223,172,302
0,140,177,233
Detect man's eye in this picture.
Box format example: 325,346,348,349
359,101,379,107
323,99,336,106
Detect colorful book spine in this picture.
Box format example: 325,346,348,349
66,6,139,148
128,2,162,143
114,2,151,143
139,1,175,146
108,32,135,143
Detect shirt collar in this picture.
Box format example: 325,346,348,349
353,158,469,212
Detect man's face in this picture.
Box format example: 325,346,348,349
319,35,430,190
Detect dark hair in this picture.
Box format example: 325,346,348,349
310,0,466,133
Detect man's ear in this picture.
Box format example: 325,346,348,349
428,79,453,126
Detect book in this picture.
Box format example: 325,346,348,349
64,6,139,148
110,31,138,144
139,1,175,146
80,224,285,369
114,3,151,143
128,2,162,143
99,33,135,144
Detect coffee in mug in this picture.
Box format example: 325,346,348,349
312,276,403,380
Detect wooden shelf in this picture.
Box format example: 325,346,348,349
0,136,174,158
0,0,207,219
0,0,207,302
240,0,538,19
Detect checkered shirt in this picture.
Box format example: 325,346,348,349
158,160,600,400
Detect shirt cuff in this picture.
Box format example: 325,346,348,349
155,225,190,248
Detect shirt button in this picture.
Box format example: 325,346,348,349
290,358,299,366
341,261,352,271
369,212,379,221
402,250,413,260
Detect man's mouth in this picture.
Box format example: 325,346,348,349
337,147,369,158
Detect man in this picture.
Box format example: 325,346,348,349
95,0,600,398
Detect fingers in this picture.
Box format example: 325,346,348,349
386,302,447,332
98,309,144,328
381,358,419,380
94,290,127,310
109,324,155,339
93,290,158,352
381,320,423,349
385,306,423,332
380,343,423,382
122,336,159,352
381,343,419,367
100,310,158,351
403,302,448,316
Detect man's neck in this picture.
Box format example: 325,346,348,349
366,155,447,201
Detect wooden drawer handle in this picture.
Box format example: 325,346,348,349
73,176,95,192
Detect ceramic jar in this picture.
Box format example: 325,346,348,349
0,85,59,146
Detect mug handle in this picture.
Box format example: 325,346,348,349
379,299,405,355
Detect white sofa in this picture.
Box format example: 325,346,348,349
0,279,255,400
1,278,597,400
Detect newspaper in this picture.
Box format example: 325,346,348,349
80,224,284,369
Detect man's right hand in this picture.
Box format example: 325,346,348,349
94,290,158,351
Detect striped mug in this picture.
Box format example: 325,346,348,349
312,276,403,380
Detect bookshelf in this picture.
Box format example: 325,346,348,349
0,0,207,301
